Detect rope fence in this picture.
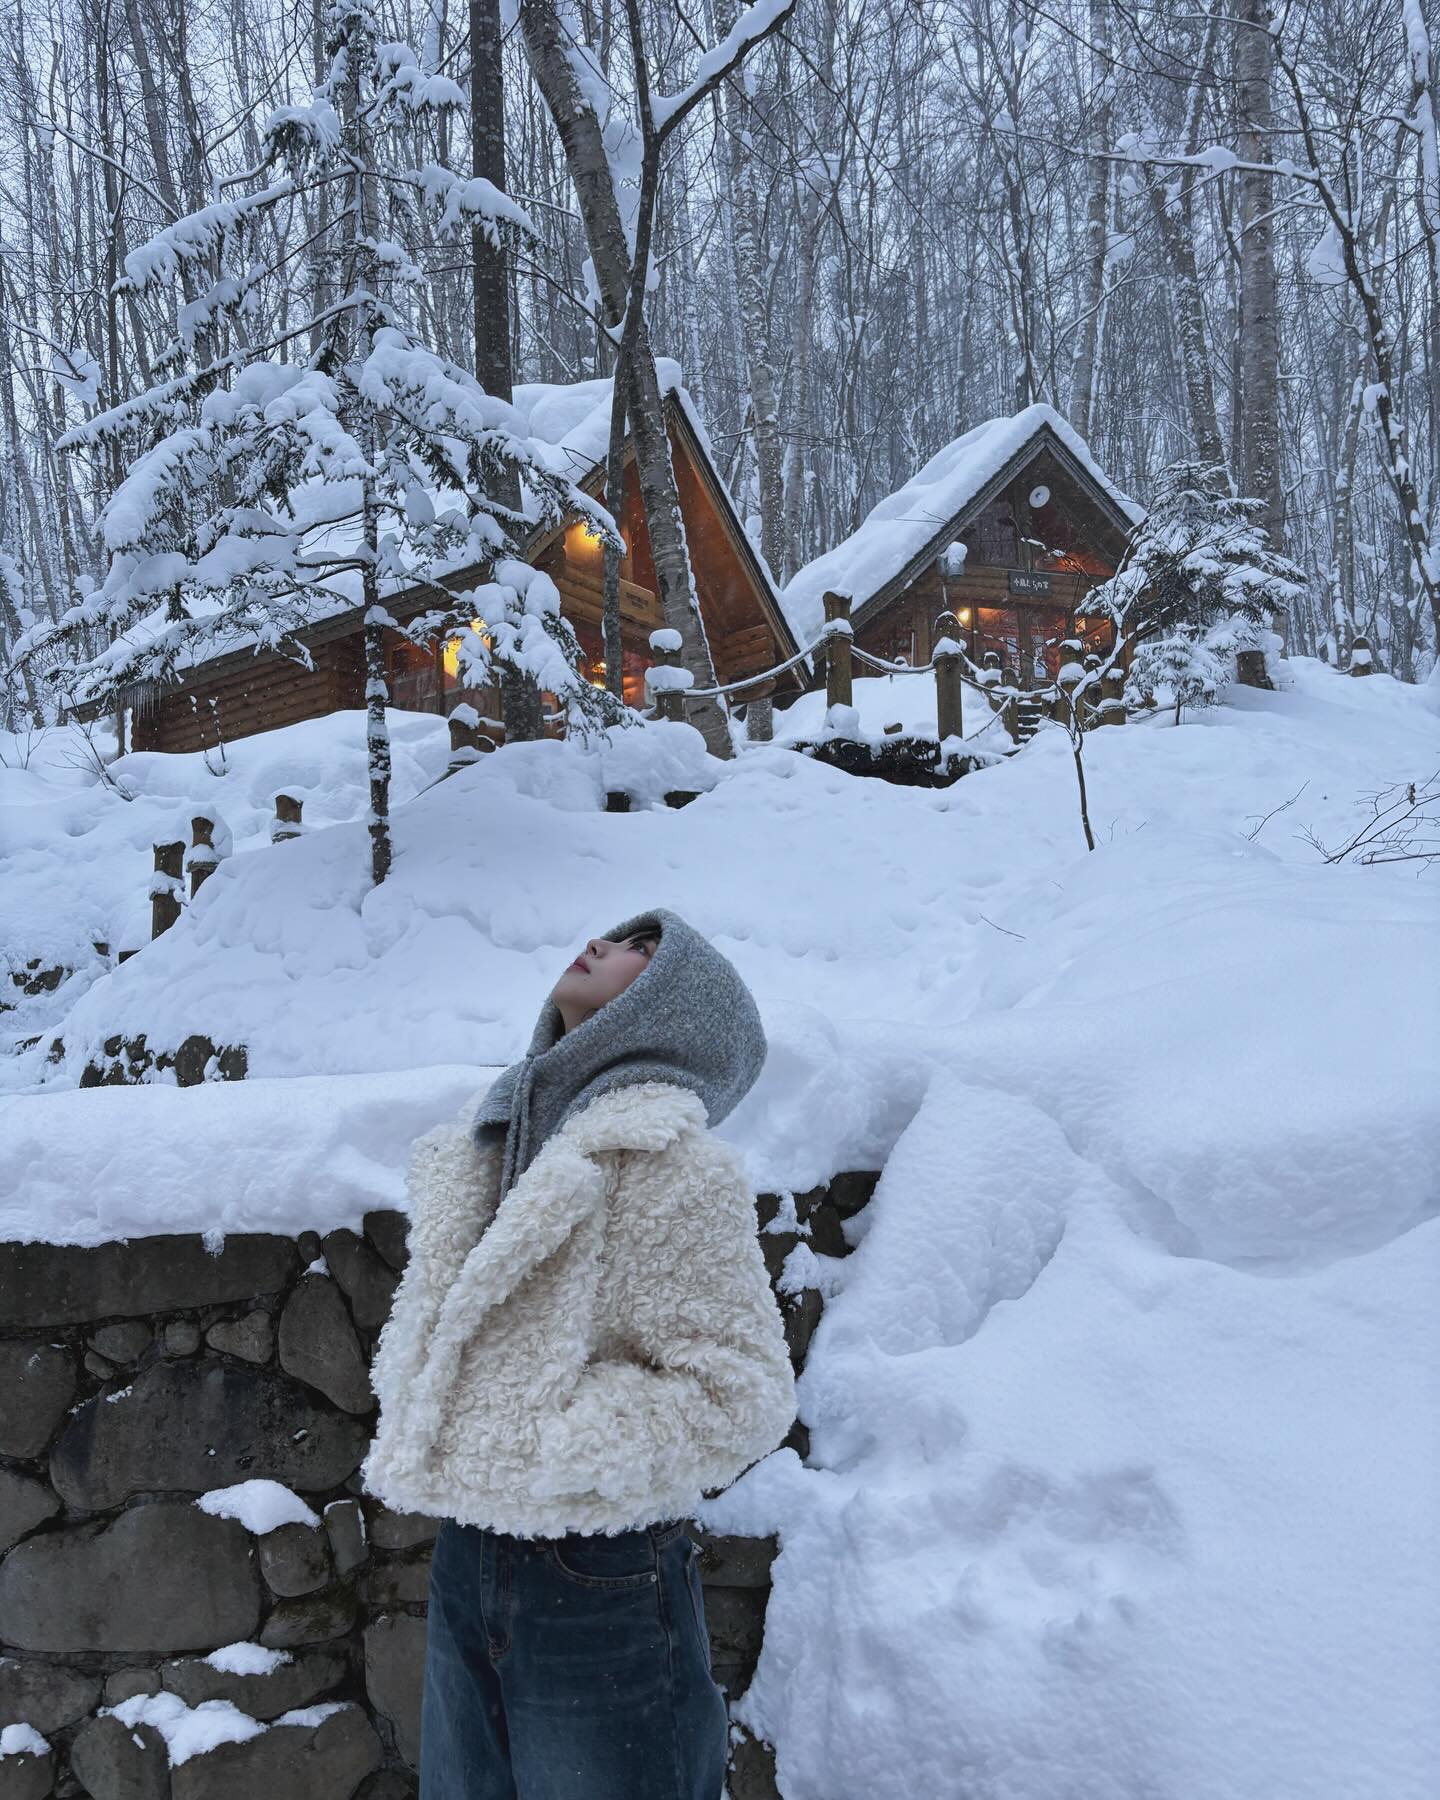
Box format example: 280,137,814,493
406,589,1132,795
671,591,1130,747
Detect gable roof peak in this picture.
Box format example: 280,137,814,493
779,404,1143,649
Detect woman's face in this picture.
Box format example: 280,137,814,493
550,929,659,1031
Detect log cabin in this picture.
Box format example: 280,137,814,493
779,405,1144,689
121,362,807,755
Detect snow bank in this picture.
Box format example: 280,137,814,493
3,657,1439,1796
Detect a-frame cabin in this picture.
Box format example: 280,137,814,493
779,405,1144,689
123,362,806,755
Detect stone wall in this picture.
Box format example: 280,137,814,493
0,1168,878,1800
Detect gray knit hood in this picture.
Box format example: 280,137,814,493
470,906,767,1198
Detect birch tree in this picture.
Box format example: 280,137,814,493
515,0,797,757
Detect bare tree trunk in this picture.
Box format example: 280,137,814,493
471,0,542,740
713,0,785,574
782,166,824,578
602,346,628,702
1331,344,1364,663
517,0,734,756
1069,0,1110,439
1403,0,1440,523
1149,188,1226,471
1235,0,1287,647
1147,4,1228,475
470,0,512,405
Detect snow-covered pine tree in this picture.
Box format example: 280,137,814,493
11,0,625,886
1090,459,1307,677
1125,625,1227,723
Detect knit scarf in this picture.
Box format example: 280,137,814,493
470,906,767,1198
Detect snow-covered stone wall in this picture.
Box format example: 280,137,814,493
0,1170,877,1800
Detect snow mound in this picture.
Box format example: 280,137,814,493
3,656,1439,1797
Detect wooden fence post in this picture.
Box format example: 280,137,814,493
1051,638,1085,725
446,701,491,772
189,814,218,898
1082,652,1103,723
646,628,692,723
822,591,853,711
745,693,774,743
999,671,1022,744
272,794,304,843
979,650,1004,710
932,611,964,742
1096,666,1127,725
151,841,184,939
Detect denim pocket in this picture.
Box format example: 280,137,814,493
545,1527,659,1589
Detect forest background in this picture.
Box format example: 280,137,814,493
0,0,1437,701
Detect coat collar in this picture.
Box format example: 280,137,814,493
550,1078,711,1154
403,1080,709,1453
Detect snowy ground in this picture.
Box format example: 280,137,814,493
2,659,1438,1797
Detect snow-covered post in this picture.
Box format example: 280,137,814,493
1349,633,1375,675
1079,651,1103,724
1052,638,1086,724
1097,667,1127,725
932,611,964,742
446,701,490,770
271,795,304,845
745,691,774,743
1235,648,1274,690
188,814,218,898
150,841,184,940
979,650,1004,709
646,627,693,723
822,591,854,711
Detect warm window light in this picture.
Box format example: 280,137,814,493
957,607,973,624
565,522,606,560
442,618,491,678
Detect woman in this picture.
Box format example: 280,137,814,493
361,906,797,1800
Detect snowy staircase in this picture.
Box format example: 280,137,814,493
1013,696,1046,743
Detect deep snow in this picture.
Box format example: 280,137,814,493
2,658,1437,1797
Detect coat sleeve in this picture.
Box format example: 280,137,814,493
530,1127,798,1506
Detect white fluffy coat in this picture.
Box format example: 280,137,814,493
361,1080,798,1536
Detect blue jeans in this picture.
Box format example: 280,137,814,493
419,1516,730,1800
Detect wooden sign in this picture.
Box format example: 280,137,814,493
1009,569,1053,597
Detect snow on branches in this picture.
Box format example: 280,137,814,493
1126,626,1231,724
1089,460,1307,655
13,0,625,884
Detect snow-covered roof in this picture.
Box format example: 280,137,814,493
511,360,688,484
511,356,787,604
779,404,1144,649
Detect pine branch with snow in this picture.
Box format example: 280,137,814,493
1090,460,1308,655
1126,626,1229,724
8,0,623,883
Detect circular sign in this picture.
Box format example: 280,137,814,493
1028,483,1050,509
